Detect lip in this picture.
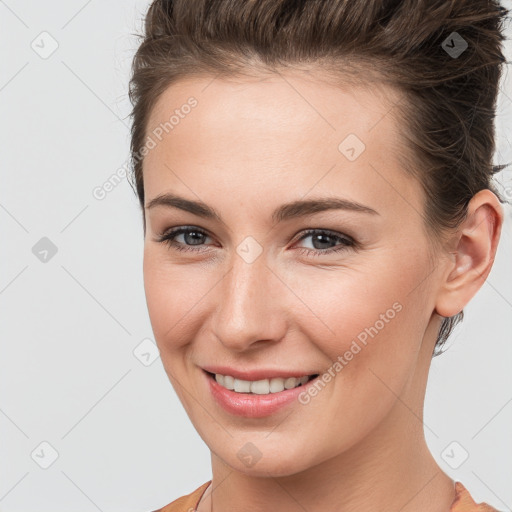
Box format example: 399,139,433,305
202,369,319,418
201,365,317,381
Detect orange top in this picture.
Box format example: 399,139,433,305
150,480,501,512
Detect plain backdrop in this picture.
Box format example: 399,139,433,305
1,1,511,511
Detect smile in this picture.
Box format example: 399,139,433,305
208,371,319,395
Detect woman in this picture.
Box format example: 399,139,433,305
128,1,509,511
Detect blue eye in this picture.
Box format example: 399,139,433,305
156,227,356,256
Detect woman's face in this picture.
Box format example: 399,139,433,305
142,70,448,476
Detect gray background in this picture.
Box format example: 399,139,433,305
0,1,511,511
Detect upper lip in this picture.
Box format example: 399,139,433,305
202,365,319,381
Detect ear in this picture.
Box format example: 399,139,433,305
434,189,504,318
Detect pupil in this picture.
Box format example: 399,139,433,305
185,231,204,245
313,234,333,250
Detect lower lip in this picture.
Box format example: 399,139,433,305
204,370,318,418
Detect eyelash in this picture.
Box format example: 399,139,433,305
156,226,357,257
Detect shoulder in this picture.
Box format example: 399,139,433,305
451,481,503,512
149,481,212,512
149,479,504,512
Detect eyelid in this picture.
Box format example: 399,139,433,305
155,225,213,246
156,225,358,256
156,226,354,245
294,228,355,245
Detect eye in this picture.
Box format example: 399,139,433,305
156,226,214,253
156,226,356,257
293,229,356,257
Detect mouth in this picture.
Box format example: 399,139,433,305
204,370,320,395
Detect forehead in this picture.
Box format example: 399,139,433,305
143,70,421,218
146,69,403,147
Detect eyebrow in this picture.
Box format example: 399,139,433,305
145,193,379,223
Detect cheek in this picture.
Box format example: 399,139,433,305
283,257,432,451
142,248,207,350
288,249,432,383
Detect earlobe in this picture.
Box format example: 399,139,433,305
434,189,503,318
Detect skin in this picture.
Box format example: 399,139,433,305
141,69,503,512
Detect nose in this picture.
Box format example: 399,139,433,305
211,251,287,352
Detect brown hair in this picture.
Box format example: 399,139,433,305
128,0,510,356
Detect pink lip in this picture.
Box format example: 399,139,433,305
203,369,318,418
201,365,317,381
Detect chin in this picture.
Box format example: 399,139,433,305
215,439,321,478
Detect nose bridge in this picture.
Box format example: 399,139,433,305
212,250,284,351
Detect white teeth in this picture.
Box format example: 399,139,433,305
269,377,287,393
214,373,310,394
250,379,270,394
223,375,235,390
284,377,300,389
234,378,251,393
